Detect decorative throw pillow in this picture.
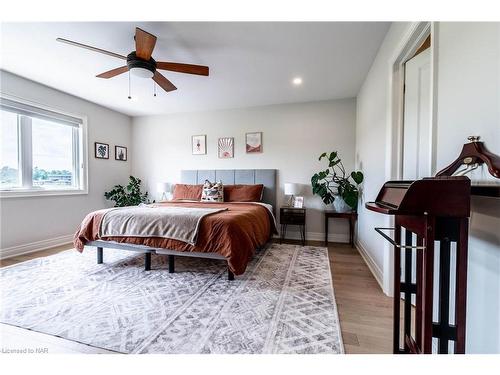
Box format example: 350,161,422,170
172,184,203,201
224,184,264,202
201,180,224,202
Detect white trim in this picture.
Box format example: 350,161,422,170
0,234,73,260
0,92,87,124
429,22,440,175
19,115,32,188
0,188,88,198
387,22,433,181
381,21,436,298
355,239,385,293
0,92,89,198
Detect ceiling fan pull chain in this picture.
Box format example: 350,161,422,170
153,81,157,97
128,71,132,100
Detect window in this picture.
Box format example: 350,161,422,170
0,110,20,188
0,96,87,196
32,118,75,189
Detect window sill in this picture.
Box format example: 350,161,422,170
0,188,89,199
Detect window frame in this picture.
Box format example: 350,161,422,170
0,93,88,198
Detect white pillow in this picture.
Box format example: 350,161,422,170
201,180,224,202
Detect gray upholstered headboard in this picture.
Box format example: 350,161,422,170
181,169,277,211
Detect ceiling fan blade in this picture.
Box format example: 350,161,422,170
135,27,157,60
96,66,129,79
156,61,209,76
153,72,177,92
56,38,127,60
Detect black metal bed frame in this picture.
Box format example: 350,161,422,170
88,240,270,281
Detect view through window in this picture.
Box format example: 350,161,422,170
32,118,74,188
0,99,85,193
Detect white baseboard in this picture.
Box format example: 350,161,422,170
0,234,73,260
355,239,384,291
279,230,349,244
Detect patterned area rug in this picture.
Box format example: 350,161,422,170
0,244,344,354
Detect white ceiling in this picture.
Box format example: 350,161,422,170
0,22,390,117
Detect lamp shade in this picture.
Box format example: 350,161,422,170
156,182,171,194
284,182,300,195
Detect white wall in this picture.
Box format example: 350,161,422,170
131,98,356,241
356,22,500,353
0,71,132,255
355,22,413,288
435,22,500,354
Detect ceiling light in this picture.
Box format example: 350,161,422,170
130,67,154,79
292,77,303,85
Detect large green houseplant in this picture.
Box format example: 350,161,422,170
311,151,364,211
104,176,151,207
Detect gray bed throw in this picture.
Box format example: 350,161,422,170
99,205,227,245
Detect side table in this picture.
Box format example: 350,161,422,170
324,209,358,246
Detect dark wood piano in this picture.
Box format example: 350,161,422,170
366,176,471,354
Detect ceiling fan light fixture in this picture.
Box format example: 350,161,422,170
130,67,154,78
126,52,156,79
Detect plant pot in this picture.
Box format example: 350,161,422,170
332,196,351,213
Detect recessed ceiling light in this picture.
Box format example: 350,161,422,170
292,77,303,85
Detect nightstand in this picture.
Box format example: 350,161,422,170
324,209,358,247
280,207,306,246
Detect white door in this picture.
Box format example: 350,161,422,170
401,48,432,313
402,48,432,180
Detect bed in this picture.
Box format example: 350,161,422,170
74,169,277,279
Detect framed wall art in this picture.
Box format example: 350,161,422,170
95,142,109,159
115,145,128,161
246,132,262,153
293,196,304,208
218,137,234,158
192,135,207,155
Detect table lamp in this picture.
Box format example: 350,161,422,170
156,182,171,201
284,182,300,206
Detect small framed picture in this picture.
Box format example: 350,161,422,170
95,142,109,159
246,132,262,153
293,196,304,208
192,135,207,155
115,145,128,161
218,137,234,158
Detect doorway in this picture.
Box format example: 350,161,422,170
402,36,432,179
383,22,435,297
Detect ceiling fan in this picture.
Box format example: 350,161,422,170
56,27,209,94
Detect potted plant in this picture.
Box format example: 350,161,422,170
311,151,364,212
104,176,151,207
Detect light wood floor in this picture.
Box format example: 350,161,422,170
326,242,393,353
0,240,393,354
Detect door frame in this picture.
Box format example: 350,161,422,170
382,22,438,296
387,21,437,181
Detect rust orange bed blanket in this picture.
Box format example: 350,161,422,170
73,201,276,275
